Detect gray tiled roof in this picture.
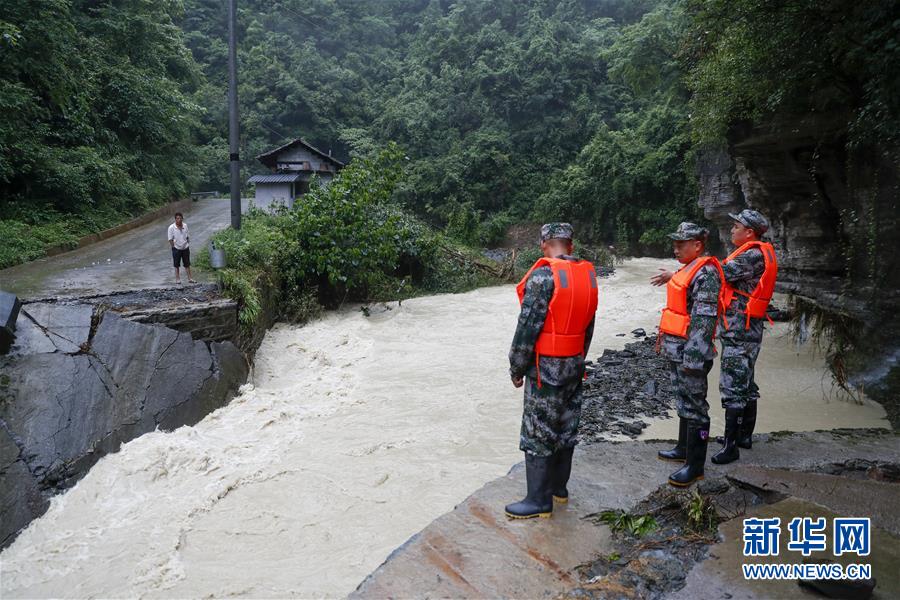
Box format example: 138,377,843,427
247,173,305,184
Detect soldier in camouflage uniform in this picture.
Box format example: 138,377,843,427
651,222,722,487
711,209,772,464
506,223,597,519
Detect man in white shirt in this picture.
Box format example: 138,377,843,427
167,212,195,285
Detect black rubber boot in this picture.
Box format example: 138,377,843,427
668,422,708,487
658,418,688,462
711,408,742,464
552,447,574,504
738,400,757,449
505,453,553,519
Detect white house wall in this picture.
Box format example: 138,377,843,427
253,183,294,211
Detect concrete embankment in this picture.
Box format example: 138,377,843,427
0,284,267,548
353,429,900,599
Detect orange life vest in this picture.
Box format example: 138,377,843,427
516,257,599,386
722,241,778,328
658,256,725,339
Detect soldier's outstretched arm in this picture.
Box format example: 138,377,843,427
508,267,554,380
650,269,673,286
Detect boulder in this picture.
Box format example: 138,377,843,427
0,302,249,548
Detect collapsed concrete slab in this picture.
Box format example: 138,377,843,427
0,295,249,549
13,303,93,354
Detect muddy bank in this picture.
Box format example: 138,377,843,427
566,478,748,599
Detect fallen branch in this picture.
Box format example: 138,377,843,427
437,242,515,281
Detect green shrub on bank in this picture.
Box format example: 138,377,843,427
205,144,502,328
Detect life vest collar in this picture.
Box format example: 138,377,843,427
658,256,725,339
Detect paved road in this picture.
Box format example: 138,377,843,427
0,199,250,299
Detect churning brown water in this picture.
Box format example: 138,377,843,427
0,258,888,598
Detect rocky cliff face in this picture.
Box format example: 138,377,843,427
0,290,250,548
698,115,900,422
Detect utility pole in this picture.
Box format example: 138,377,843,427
228,0,241,229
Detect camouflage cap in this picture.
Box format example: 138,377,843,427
540,222,574,242
729,209,769,235
667,222,709,241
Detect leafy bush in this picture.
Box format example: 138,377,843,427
206,144,500,328
276,144,409,298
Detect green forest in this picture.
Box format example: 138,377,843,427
1,0,897,269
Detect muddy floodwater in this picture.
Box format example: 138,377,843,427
0,258,889,598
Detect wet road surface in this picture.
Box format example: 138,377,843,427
0,199,248,299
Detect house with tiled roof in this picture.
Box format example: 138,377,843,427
247,138,344,209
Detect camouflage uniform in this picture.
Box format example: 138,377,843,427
719,248,765,410
719,209,770,411
510,222,595,458
660,263,720,428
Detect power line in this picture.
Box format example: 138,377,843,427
258,120,291,143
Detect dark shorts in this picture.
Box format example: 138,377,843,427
172,247,191,268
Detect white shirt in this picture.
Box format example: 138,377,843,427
168,222,190,250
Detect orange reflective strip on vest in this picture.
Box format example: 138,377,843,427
722,241,778,328
658,256,725,340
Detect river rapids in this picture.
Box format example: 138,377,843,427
0,258,888,598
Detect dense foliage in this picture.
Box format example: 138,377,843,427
0,0,203,267
182,0,693,251
684,0,900,146
533,2,699,252
4,0,894,271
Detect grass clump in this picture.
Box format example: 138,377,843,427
685,488,718,533
596,509,659,538
0,201,158,269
